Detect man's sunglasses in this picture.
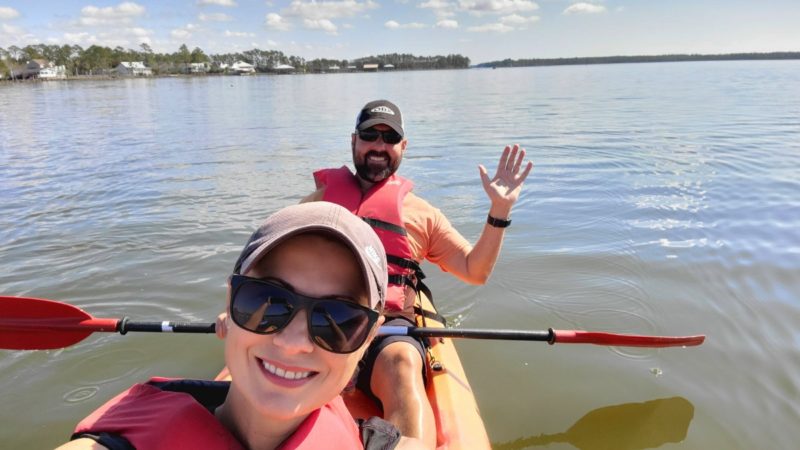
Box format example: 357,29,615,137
229,275,380,354
357,128,403,145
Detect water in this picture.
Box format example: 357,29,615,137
1,61,799,449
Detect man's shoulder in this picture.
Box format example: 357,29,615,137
302,188,325,203
403,192,441,214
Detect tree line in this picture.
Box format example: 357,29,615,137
476,52,800,68
0,43,470,77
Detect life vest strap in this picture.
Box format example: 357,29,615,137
386,255,425,278
362,217,407,236
388,274,416,290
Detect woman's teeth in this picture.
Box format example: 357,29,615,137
262,360,312,380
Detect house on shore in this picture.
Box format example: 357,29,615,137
273,64,295,74
362,63,379,71
116,61,153,77
231,61,255,75
24,59,66,79
186,62,209,74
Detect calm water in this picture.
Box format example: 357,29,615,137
1,61,799,449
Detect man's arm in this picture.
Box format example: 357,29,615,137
439,144,533,285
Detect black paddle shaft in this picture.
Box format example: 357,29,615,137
405,327,554,342
118,318,216,334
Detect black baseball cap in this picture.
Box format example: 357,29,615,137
355,100,404,137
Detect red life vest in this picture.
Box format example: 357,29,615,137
314,166,422,313
73,378,363,450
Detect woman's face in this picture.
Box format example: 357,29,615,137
224,233,381,421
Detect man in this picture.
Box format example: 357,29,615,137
305,99,533,447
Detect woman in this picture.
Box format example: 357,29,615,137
59,202,421,449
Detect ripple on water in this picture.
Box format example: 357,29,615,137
57,348,148,405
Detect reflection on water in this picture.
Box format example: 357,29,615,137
494,397,694,450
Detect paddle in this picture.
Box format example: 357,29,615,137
0,296,705,351
492,396,694,450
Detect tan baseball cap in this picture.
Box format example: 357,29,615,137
233,202,387,309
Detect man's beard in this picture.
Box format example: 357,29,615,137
353,150,402,184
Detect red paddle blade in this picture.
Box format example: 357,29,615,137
552,330,705,347
0,296,118,350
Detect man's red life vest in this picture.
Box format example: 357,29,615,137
314,166,422,313
72,378,363,450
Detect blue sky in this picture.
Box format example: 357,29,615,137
1,1,798,64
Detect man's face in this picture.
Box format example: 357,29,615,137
351,123,407,185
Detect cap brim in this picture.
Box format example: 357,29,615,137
357,118,404,136
238,226,382,310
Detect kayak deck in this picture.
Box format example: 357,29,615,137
216,293,490,449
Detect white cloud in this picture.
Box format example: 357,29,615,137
64,31,98,45
266,13,291,31
171,29,191,39
199,13,233,21
79,2,145,26
303,18,338,34
436,19,459,29
385,20,426,29
420,0,452,8
499,13,538,26
467,22,514,32
1,22,22,35
225,30,255,37
197,0,237,6
420,0,456,18
283,0,378,20
63,27,152,48
0,6,20,20
458,0,538,16
128,27,151,37
563,2,607,15
170,24,197,40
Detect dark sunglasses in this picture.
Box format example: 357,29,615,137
229,275,379,354
357,128,403,145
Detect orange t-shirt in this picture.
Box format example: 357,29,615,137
302,188,472,274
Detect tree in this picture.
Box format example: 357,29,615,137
177,44,191,64
6,45,23,63
80,45,113,75
139,42,155,69
190,47,209,64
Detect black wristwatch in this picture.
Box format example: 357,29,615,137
487,214,512,228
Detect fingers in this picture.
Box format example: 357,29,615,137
215,312,228,339
519,161,533,182
478,164,491,187
505,144,519,172
511,147,524,174
498,145,511,172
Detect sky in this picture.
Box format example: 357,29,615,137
0,1,799,64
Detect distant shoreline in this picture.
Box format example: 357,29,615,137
474,51,800,68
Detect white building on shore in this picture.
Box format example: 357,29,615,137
230,61,255,74
116,62,153,77
24,60,66,79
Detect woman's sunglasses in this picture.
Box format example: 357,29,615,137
229,275,380,354
357,128,403,145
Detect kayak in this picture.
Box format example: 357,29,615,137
215,292,491,449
